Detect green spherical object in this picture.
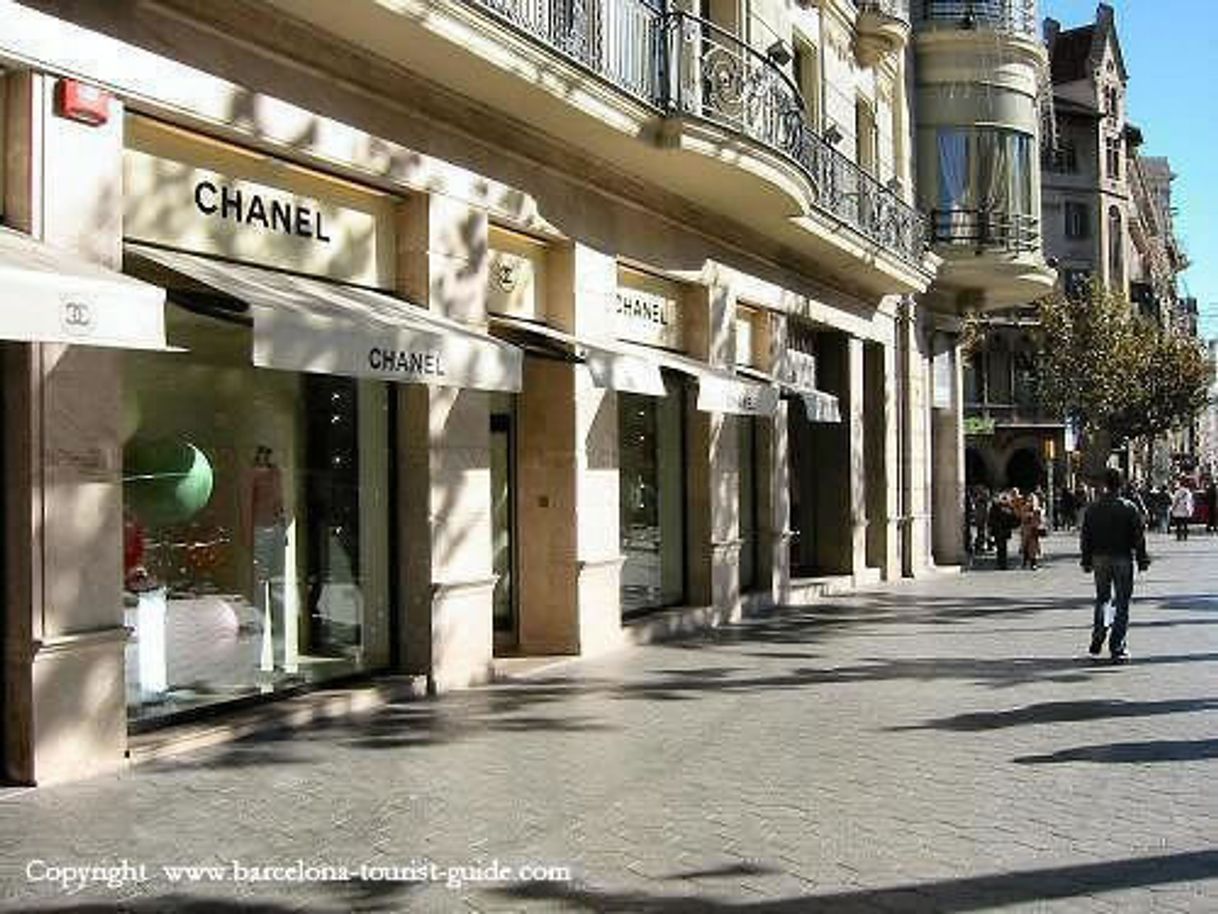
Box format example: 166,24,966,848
123,439,214,525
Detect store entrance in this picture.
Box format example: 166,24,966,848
490,396,518,652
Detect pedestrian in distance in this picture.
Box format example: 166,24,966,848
1080,468,1150,663
1170,479,1194,542
1204,477,1217,534
988,491,1019,570
973,486,992,554
1020,492,1046,570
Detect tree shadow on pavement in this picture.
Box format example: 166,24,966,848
489,849,1218,912
1014,737,1218,765
890,697,1218,732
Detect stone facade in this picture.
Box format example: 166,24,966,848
0,0,973,785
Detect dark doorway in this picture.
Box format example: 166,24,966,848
966,447,992,488
1006,447,1045,493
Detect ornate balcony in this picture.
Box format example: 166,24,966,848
930,209,1040,253
469,0,666,105
915,0,1039,37
856,0,913,65
467,1,927,269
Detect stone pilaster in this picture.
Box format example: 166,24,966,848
396,194,495,691
4,73,128,784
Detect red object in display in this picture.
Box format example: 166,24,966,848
53,79,111,126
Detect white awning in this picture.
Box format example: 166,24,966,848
797,389,842,424
490,314,665,396
127,244,523,393
616,342,779,417
0,227,168,349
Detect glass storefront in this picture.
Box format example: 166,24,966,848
121,304,390,721
490,394,517,644
619,371,686,616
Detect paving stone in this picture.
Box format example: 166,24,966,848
4,534,1218,912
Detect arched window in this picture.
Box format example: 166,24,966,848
1108,206,1124,287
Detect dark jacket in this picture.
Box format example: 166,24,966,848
1080,494,1150,568
988,502,1018,540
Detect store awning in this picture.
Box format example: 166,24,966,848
795,388,842,424
0,227,168,349
126,243,523,393
490,314,665,396
616,342,779,417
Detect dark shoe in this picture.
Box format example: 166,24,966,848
1089,629,1107,656
1111,649,1131,664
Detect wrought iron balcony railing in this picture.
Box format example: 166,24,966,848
464,1,928,267
915,0,1039,37
859,0,913,25
471,0,666,104
930,208,1040,253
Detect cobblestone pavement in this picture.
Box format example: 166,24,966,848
3,533,1218,913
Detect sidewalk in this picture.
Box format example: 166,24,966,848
2,533,1216,912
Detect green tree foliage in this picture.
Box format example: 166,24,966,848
1034,281,1210,450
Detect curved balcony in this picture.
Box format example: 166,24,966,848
469,0,666,106
464,1,927,271
664,11,925,265
857,0,913,65
929,208,1055,309
930,209,1039,252
915,0,1039,37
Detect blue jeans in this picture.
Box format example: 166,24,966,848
1092,556,1134,654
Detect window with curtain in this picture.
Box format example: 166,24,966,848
931,127,1035,243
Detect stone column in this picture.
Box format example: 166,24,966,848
687,279,739,620
846,336,869,581
552,243,624,657
3,73,128,784
396,194,496,692
864,337,898,580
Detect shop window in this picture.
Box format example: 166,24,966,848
121,306,390,722
619,372,686,615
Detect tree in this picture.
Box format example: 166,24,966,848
1033,281,1210,477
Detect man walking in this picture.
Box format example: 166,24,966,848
1080,468,1150,663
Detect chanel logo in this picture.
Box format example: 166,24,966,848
495,261,518,294
61,301,95,333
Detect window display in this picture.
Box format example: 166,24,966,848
121,305,390,721
619,372,686,615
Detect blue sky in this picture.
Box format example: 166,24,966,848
1042,0,1216,340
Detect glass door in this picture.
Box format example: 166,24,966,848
490,396,517,649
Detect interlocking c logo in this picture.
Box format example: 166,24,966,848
61,300,95,334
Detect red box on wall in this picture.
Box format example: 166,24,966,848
53,79,111,126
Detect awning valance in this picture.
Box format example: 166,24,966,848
127,244,523,392
0,228,168,349
795,389,842,424
490,314,666,396
616,342,779,417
